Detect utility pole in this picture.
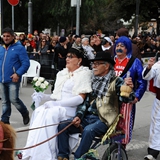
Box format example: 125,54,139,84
12,6,14,30
28,0,32,34
135,0,140,36
76,0,80,35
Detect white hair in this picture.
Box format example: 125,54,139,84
82,37,89,43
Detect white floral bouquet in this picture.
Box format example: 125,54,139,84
30,77,49,110
31,77,49,92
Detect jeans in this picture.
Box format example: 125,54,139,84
58,114,108,159
0,82,28,123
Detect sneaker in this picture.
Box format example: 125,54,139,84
144,154,156,160
23,110,30,125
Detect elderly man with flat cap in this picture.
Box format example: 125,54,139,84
57,51,135,160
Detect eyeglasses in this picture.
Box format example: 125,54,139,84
66,55,77,59
90,62,106,67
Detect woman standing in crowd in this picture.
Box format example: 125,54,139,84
38,39,50,79
81,37,95,60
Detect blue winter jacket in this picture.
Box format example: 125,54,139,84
0,41,30,83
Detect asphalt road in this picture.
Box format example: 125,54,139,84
0,84,156,160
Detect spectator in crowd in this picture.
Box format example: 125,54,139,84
81,37,95,59
72,35,82,49
52,35,59,44
92,34,102,52
109,35,115,45
19,33,26,46
143,35,152,53
15,33,20,41
150,39,157,53
33,30,39,41
114,36,147,146
38,39,50,79
25,40,35,59
143,57,160,160
54,36,68,71
27,33,36,52
46,34,51,46
156,41,160,52
47,39,57,78
20,47,92,160
57,51,135,160
0,27,30,125
101,36,113,51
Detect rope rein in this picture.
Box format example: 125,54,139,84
0,121,73,151
16,120,72,133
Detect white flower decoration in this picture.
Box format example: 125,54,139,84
40,83,46,89
38,77,45,82
35,81,41,87
44,81,49,86
33,77,38,81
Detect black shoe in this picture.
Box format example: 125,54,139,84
23,111,30,125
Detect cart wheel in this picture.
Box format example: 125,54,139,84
102,143,128,160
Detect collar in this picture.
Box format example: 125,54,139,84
3,39,15,49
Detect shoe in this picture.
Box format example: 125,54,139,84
144,154,156,160
23,110,30,125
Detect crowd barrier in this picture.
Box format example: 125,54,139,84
27,52,56,82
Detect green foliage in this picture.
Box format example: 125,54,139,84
2,0,160,35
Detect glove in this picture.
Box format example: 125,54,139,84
31,92,44,108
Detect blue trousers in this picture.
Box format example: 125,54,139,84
58,114,108,159
0,82,28,123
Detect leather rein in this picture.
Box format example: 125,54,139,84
0,120,74,151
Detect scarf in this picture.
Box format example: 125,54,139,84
92,69,116,98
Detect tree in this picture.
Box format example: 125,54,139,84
2,0,160,35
